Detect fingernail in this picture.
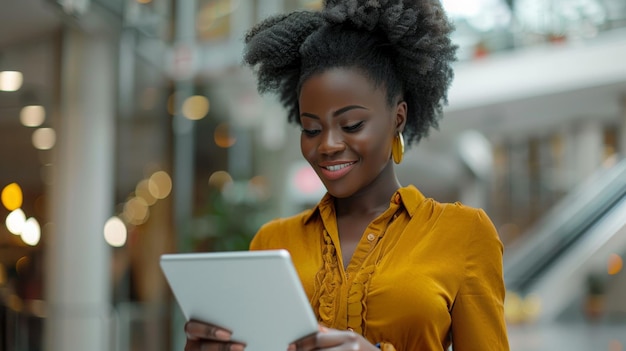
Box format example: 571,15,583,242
286,344,296,351
230,344,245,351
215,329,231,340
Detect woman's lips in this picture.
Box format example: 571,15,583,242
318,161,356,181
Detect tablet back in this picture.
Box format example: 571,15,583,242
160,249,318,351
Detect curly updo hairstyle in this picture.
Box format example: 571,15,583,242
243,0,457,146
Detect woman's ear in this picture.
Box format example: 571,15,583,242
395,101,408,133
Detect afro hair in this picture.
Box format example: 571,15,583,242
243,0,457,146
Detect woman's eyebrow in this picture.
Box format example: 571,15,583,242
300,105,368,119
333,105,368,117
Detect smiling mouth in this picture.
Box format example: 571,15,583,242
323,162,356,171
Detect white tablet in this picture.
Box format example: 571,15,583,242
160,249,319,351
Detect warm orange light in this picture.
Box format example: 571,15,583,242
214,123,236,148
15,256,30,276
608,253,623,275
182,95,210,120
1,183,23,211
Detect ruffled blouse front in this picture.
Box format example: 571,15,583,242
249,185,509,351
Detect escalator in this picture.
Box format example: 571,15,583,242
503,157,626,323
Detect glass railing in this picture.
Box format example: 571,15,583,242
0,300,170,351
447,0,626,61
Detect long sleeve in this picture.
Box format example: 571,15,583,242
450,209,510,351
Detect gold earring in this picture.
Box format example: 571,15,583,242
392,132,404,164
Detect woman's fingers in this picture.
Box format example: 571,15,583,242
289,329,361,351
183,320,246,350
185,339,245,351
289,332,318,351
184,320,233,341
315,329,359,348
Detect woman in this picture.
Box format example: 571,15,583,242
185,0,509,350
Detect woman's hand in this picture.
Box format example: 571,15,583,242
184,319,245,351
288,326,379,351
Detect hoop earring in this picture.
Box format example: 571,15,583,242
392,132,404,164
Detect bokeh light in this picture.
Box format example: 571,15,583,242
21,217,41,246
208,171,233,191
214,123,236,148
294,165,324,194
521,293,542,323
20,105,46,127
123,197,150,225
148,171,172,199
608,253,623,275
32,128,56,150
6,208,26,235
0,71,23,92
15,256,30,276
135,179,157,206
2,182,23,211
181,95,210,120
248,175,270,201
104,216,127,247
609,339,623,351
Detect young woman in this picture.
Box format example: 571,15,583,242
185,0,509,350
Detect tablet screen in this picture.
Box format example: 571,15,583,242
160,249,319,351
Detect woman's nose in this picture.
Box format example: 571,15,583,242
318,129,346,155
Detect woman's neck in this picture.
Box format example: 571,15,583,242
334,161,402,217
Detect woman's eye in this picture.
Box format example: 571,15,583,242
301,128,321,136
343,121,364,132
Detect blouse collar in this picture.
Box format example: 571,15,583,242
302,184,427,224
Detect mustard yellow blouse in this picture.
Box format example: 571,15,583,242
249,185,509,350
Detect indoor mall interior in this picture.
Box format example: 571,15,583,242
1,0,625,350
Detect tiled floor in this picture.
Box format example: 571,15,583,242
508,323,626,351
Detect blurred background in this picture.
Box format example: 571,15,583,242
0,0,625,350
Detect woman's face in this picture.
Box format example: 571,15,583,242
298,67,406,199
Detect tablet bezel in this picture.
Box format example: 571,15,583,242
160,249,319,351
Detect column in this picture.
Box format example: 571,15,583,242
44,27,116,351
171,0,197,349
620,98,626,158
574,120,603,182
